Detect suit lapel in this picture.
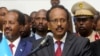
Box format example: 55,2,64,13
62,33,74,56
15,39,26,56
46,37,55,56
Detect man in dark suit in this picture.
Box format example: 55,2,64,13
33,9,48,40
30,5,92,56
3,10,32,56
20,14,32,38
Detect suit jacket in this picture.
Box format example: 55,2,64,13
0,33,2,42
15,38,33,56
31,33,92,56
91,40,100,56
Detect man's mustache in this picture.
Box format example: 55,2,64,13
79,27,85,30
56,26,64,30
4,27,12,31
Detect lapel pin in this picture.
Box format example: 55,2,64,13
20,49,23,52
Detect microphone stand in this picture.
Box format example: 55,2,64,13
28,35,51,56
27,44,41,56
27,42,49,56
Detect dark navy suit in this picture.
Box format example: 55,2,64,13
0,33,2,42
14,38,33,56
0,33,33,56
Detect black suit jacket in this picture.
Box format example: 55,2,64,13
0,33,2,42
31,33,92,56
91,40,100,56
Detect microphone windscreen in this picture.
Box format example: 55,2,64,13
47,32,53,37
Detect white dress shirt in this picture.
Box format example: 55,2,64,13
0,30,2,33
53,32,67,52
8,37,21,56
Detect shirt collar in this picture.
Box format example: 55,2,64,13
30,31,34,37
8,36,21,48
0,30,2,33
53,32,67,43
35,33,43,40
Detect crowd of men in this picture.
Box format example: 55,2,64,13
0,0,100,56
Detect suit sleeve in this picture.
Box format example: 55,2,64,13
79,38,93,56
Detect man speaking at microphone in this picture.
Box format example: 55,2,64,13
31,5,92,56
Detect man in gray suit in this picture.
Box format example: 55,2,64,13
31,5,92,56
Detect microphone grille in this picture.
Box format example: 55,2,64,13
47,32,53,37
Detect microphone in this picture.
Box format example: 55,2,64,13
28,35,52,56
39,35,52,46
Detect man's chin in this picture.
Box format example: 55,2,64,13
56,32,65,36
37,29,46,32
79,30,88,35
5,34,12,38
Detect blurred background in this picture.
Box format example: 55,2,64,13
0,0,99,15
0,0,99,32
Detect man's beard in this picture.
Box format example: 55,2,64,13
36,28,47,33
32,25,36,33
79,29,90,37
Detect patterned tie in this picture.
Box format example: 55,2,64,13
55,41,62,56
9,43,14,54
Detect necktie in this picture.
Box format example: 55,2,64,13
9,43,14,54
55,41,62,56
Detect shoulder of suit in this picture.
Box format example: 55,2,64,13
68,33,89,42
21,38,33,44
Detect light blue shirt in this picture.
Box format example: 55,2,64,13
34,33,43,40
30,31,34,37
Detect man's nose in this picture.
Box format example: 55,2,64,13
5,23,10,28
57,21,61,26
79,20,84,25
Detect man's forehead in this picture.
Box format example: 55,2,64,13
5,12,18,19
50,8,66,15
8,12,18,16
51,0,59,1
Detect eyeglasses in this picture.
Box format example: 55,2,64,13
0,13,6,16
49,19,67,23
74,16,93,22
